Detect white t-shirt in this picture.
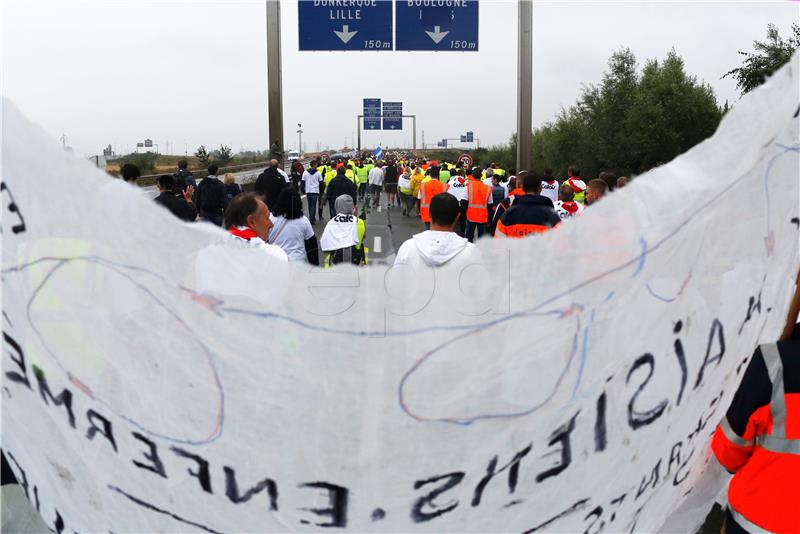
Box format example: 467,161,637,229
268,215,315,262
554,200,585,220
302,170,323,194
540,180,559,203
446,175,469,201
278,168,290,183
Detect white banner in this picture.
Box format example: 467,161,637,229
2,55,799,533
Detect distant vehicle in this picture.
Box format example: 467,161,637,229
288,150,300,160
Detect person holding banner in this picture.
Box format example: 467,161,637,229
711,315,800,533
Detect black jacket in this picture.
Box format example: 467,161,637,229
384,163,398,184
324,175,358,205
255,168,287,210
154,191,197,222
193,176,227,217
172,169,196,196
496,195,560,237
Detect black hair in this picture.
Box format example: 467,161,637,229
429,168,440,178
543,168,553,178
158,174,175,189
337,166,346,174
430,192,460,227
522,173,542,193
272,186,305,220
208,164,219,175
225,193,260,229
120,163,141,181
178,159,188,170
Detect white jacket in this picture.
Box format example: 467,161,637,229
394,230,482,269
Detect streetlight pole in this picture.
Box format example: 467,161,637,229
297,123,303,156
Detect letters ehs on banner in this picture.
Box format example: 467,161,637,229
1,55,799,533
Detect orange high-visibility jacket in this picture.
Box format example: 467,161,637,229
711,339,800,533
466,178,491,223
419,179,445,223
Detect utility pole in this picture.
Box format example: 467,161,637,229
266,0,284,159
517,0,533,172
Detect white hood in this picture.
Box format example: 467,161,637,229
411,231,468,266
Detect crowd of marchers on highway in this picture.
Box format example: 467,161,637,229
114,152,628,268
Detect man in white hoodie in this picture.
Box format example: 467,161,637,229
394,192,482,269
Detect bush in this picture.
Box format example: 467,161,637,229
115,152,158,174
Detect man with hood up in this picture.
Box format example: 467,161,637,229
320,195,367,266
394,192,482,269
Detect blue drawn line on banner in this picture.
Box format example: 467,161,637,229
8,256,225,446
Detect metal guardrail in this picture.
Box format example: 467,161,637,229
133,161,273,187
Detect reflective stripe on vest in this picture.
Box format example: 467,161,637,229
756,343,800,455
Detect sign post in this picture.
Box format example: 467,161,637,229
395,0,479,51
298,0,393,51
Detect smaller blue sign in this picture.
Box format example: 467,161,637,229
460,135,466,142
383,118,402,130
364,117,381,130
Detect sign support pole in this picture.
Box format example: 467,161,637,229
266,0,284,160
516,0,532,172
357,115,362,152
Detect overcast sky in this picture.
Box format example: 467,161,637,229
2,0,798,157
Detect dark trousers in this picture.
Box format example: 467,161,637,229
202,213,224,227
358,183,367,200
424,222,430,230
318,184,326,218
328,199,337,218
306,193,319,223
466,220,486,242
456,200,468,237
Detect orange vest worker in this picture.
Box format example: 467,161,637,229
419,179,445,223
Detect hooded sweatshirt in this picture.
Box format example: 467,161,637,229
394,230,481,269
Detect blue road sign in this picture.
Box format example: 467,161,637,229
383,118,402,130
364,117,381,130
460,135,466,142
395,0,479,51
466,131,474,142
382,102,402,113
299,0,393,51
364,98,381,117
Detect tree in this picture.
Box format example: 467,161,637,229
529,48,722,178
213,144,233,166
724,23,800,95
116,151,158,174
195,145,209,166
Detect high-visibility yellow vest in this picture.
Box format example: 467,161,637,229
355,166,369,184
325,169,337,185
345,169,356,183
439,170,451,184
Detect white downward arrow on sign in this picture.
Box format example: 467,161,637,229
425,25,449,44
334,25,358,44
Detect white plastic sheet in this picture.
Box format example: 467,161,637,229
2,54,799,533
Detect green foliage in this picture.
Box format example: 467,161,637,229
534,47,722,178
211,144,233,166
116,151,158,174
195,145,209,166
725,23,800,95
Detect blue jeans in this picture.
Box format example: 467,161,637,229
358,183,367,200
306,193,319,222
465,220,485,242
